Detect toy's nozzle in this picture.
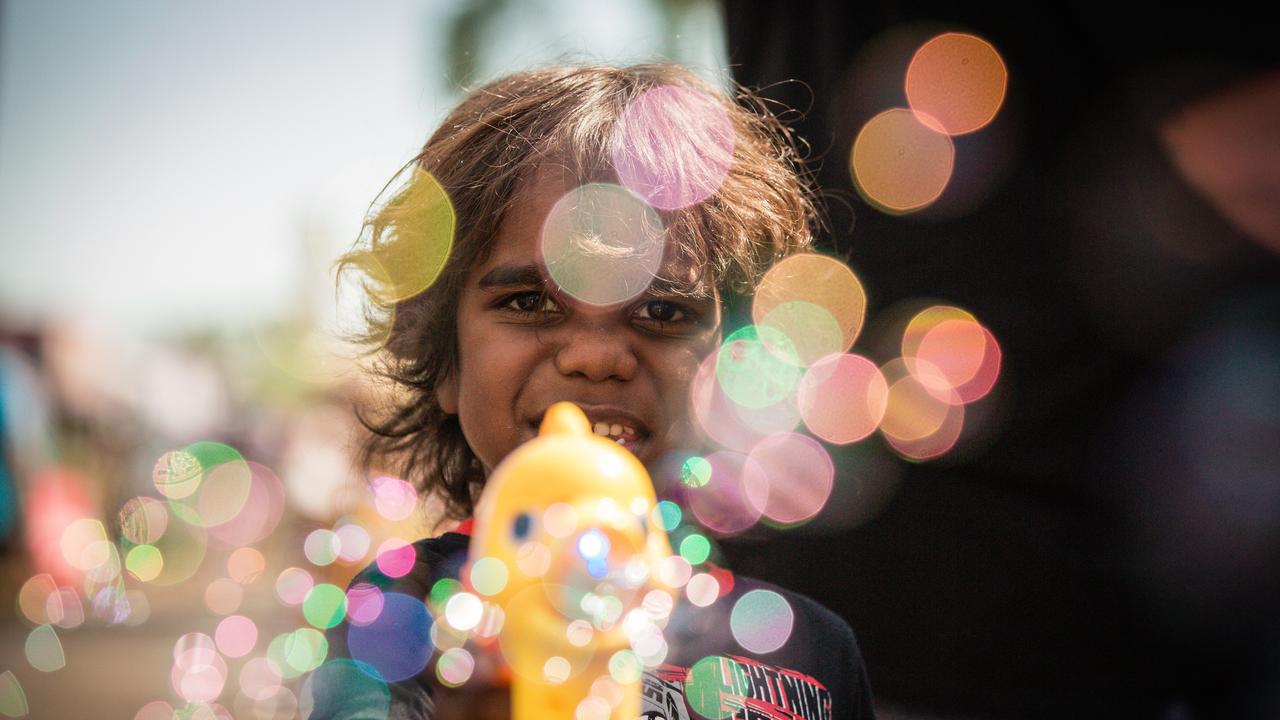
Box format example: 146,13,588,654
539,402,591,438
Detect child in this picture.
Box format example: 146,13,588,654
313,64,875,720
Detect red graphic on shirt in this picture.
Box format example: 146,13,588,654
641,657,832,720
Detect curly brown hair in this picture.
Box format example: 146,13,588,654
338,64,818,520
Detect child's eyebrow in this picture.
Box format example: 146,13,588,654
476,264,547,290
647,275,715,300
476,262,714,300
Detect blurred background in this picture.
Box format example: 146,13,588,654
1,1,1277,719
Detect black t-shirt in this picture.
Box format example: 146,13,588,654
310,533,875,720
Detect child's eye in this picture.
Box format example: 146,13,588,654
633,300,687,324
500,291,561,315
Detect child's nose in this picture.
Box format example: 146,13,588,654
552,325,638,381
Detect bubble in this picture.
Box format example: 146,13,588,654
172,644,227,704
515,540,552,577
335,523,371,563
359,167,455,304
950,324,1000,403
576,529,610,563
299,659,389,720
60,518,109,571
204,577,244,615
730,589,794,654
164,443,246,523
543,503,579,538
632,627,668,667
119,496,169,545
678,456,712,489
238,657,283,701
576,695,612,720
851,108,955,214
348,592,432,682
715,325,804,409
612,84,735,210
678,533,712,565
656,555,692,589
370,476,417,522
215,615,258,658
884,398,966,461
272,628,328,676
906,32,1008,136
174,633,216,661
17,575,57,626
46,587,84,629
469,557,509,597
24,625,64,672
543,656,571,684
689,348,805,455
686,451,767,535
477,601,506,638
903,306,1001,404
374,539,416,579
590,675,624,709
346,583,385,626
275,567,314,606
566,619,594,647
684,656,733,719
227,547,265,585
304,529,341,567
301,584,348,630
91,582,131,624
444,592,483,632
429,619,467,653
125,544,164,582
797,353,889,444
754,254,868,360
539,183,666,306
179,458,253,529
876,357,953,439
746,432,835,525
686,573,721,608
642,589,675,622
604,650,641,685
207,462,285,547
429,578,462,609
133,701,174,720
435,648,474,688
653,501,681,532
153,449,203,500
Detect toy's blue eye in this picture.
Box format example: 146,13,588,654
512,512,531,540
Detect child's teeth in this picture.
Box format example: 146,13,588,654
592,421,637,440
616,438,626,445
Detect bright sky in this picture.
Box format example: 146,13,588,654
0,0,725,332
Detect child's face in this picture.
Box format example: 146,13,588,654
438,169,722,475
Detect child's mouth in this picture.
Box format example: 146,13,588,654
527,406,653,458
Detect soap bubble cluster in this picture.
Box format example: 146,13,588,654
683,251,1003,535
7,439,442,719
851,31,1008,213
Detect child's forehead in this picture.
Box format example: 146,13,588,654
478,164,715,298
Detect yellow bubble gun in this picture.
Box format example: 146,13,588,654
464,402,675,720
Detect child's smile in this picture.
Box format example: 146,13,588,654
437,167,722,474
